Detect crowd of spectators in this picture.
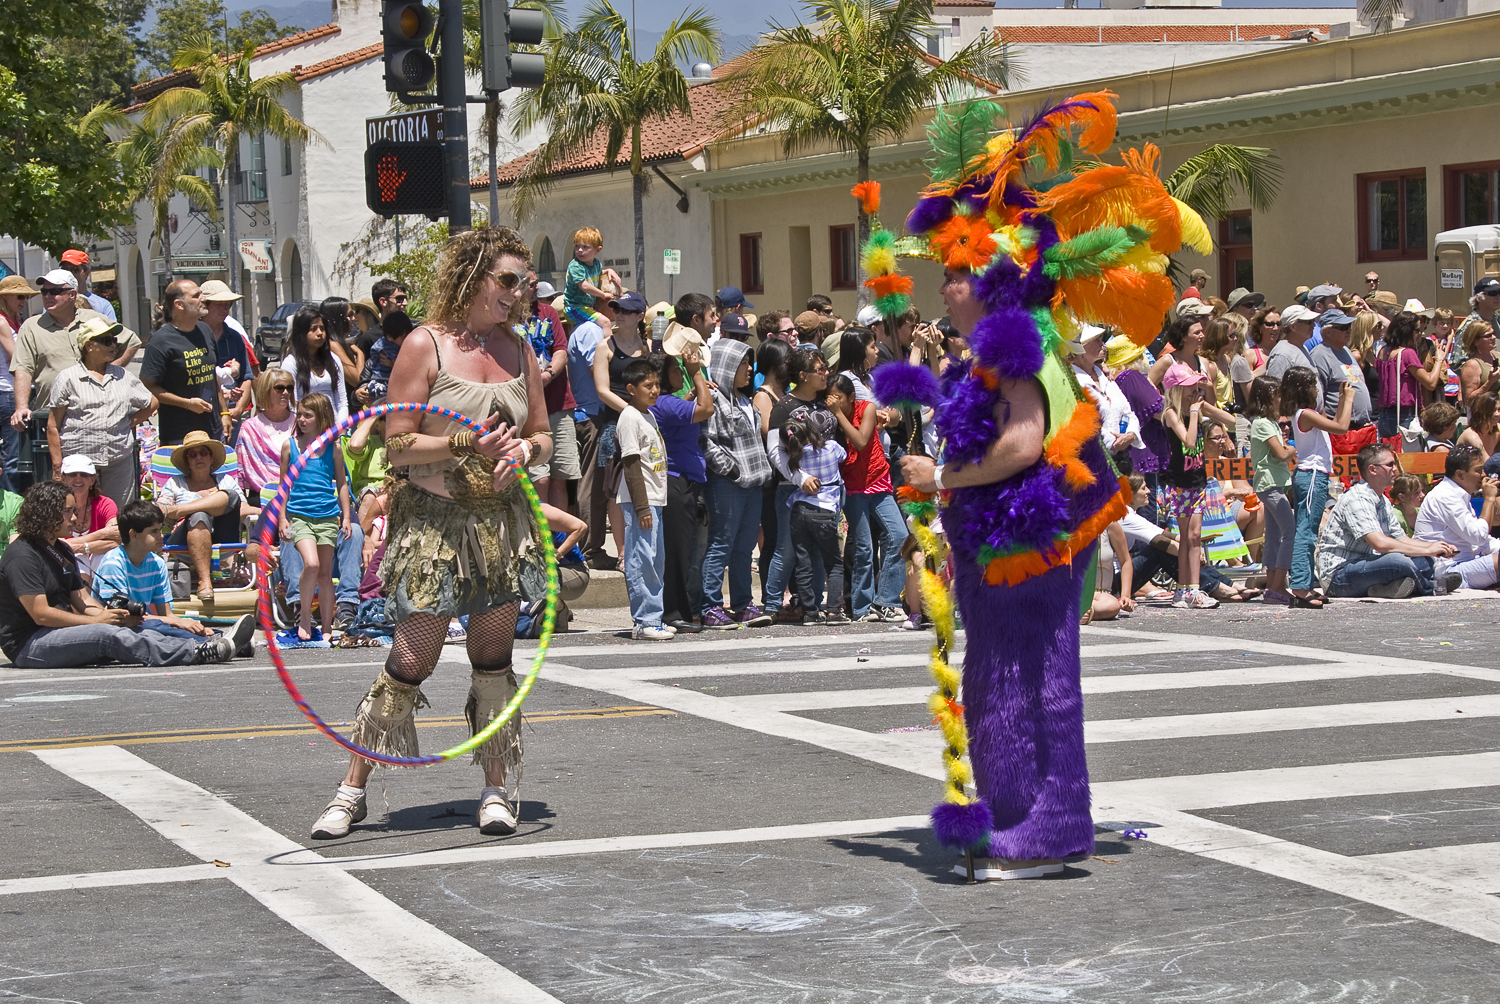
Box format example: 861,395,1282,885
2,238,1500,664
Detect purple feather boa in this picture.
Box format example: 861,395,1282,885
870,361,942,409
935,368,1004,467
907,195,953,236
932,800,994,851
944,461,1071,564
969,306,1042,380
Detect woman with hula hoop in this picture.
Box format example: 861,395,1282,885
311,228,552,840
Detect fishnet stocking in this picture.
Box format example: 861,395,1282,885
383,602,520,685
466,602,520,670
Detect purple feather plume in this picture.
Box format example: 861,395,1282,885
932,800,994,850
871,362,941,410
969,305,1043,380
907,195,954,235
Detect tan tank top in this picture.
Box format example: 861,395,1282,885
405,334,531,481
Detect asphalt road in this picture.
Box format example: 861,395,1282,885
6,594,1500,1003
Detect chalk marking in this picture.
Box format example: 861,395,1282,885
36,746,562,1004
1098,809,1500,945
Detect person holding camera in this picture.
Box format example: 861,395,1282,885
92,500,256,654
0,483,240,668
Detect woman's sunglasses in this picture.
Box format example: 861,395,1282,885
490,269,526,290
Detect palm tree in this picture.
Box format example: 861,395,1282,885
734,0,1012,300
147,35,326,297
510,0,719,295
1360,0,1405,33
1165,144,1283,225
82,103,222,285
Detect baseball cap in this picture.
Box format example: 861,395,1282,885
1174,297,1214,319
1318,307,1357,328
60,250,89,267
716,285,753,310
35,269,77,291
60,455,97,475
794,310,823,336
1162,363,1210,389
855,304,882,327
1226,287,1265,311
609,290,649,314
198,279,242,302
1280,304,1319,325
534,280,557,300
1307,283,1342,301
1475,277,1500,297
69,315,124,351
718,313,753,340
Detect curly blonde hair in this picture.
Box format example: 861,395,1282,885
425,227,532,328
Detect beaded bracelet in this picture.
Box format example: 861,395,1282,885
449,431,478,457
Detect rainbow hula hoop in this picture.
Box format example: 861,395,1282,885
257,401,559,766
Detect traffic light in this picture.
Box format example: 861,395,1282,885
382,0,435,93
480,0,546,92
364,142,446,217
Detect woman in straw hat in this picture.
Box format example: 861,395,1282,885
309,227,551,842
159,430,243,611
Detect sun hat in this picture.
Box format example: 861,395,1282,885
1366,290,1400,315
1174,297,1214,319
0,275,39,297
1105,334,1145,370
69,315,124,351
794,310,823,337
35,268,77,291
170,430,227,474
661,320,705,358
1226,287,1266,311
198,279,242,302
855,304,882,327
59,455,97,476
1162,362,1210,390
1403,298,1435,317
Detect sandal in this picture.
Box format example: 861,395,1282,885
1290,594,1324,609
1237,587,1263,601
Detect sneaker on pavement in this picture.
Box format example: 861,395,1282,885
477,787,518,836
1170,589,1189,608
632,625,675,641
332,604,357,632
193,635,235,664
776,605,804,624
1442,571,1464,594
859,610,882,623
800,610,829,626
873,605,906,623
1433,559,1454,595
822,609,852,625
310,788,367,839
901,613,930,631
701,607,740,630
735,604,773,628
1367,577,1416,599
1185,589,1220,609
663,623,679,635
228,613,257,658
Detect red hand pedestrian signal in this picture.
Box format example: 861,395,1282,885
377,154,407,203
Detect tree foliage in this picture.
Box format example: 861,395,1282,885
140,0,304,80
1165,144,1283,227
0,0,135,251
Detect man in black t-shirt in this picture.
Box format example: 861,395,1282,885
0,482,235,667
141,279,230,446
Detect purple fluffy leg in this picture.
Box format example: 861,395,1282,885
952,544,1095,860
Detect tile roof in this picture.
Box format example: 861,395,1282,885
128,23,342,105
472,78,744,189
995,22,1329,43
934,0,996,7
293,41,384,81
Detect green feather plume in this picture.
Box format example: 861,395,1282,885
875,292,912,317
899,498,938,521
1041,224,1151,280
1033,305,1062,358
926,99,1004,187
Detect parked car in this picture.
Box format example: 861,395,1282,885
256,301,315,362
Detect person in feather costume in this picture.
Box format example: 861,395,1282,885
869,91,1213,880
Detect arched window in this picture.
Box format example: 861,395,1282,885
283,242,303,303
535,235,556,284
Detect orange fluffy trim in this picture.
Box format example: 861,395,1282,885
897,485,936,506
932,215,998,272
1044,399,1102,491
982,477,1129,587
864,272,915,298
851,181,881,217
971,364,1000,391
1039,149,1180,254
1057,268,1175,344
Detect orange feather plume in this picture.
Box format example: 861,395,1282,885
1057,268,1175,344
981,91,1120,205
1039,146,1180,253
864,272,915,298
1044,400,1102,491
851,181,881,217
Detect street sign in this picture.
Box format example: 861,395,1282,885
239,240,273,274
663,248,681,275
365,142,447,217
366,109,444,146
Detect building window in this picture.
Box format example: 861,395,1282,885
739,233,763,294
283,139,294,176
1444,160,1500,230
1218,211,1252,298
830,224,857,290
535,235,556,284
1357,169,1427,262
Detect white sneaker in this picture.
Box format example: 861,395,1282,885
1170,589,1189,608
632,625,675,641
1185,588,1220,609
310,788,367,839
1433,559,1453,595
478,787,518,836
663,623,678,635
954,856,1066,881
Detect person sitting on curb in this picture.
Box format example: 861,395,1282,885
0,482,236,668
1316,444,1459,599
1415,444,1500,592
